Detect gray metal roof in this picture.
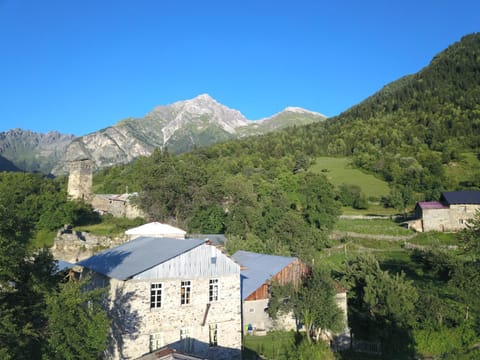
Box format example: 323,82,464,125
441,191,480,205
231,250,296,300
78,237,206,280
54,260,75,274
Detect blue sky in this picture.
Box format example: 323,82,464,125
0,0,479,135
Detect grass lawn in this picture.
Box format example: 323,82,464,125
243,331,298,360
409,232,458,246
30,229,58,249
75,216,144,237
340,205,399,216
310,157,390,200
334,218,413,236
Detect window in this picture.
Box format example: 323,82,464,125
181,280,191,305
209,279,219,302
209,324,218,347
180,327,193,352
149,332,164,352
150,283,162,308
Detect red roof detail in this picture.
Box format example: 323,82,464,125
418,201,448,209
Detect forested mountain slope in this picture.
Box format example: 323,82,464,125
174,33,480,200
328,32,480,150
322,33,480,196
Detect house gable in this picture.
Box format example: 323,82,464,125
78,237,205,280
231,250,306,301
81,238,242,360
134,244,239,280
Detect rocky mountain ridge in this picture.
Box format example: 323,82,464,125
0,129,75,173
0,95,325,174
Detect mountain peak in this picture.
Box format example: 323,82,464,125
193,93,215,102
283,107,326,117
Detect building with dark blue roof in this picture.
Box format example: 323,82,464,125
412,190,480,232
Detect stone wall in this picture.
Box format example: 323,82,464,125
95,273,241,360
67,159,93,201
423,205,480,232
51,230,126,263
91,195,144,219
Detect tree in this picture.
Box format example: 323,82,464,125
298,173,341,232
296,267,344,343
269,266,344,344
43,279,110,360
458,210,480,259
0,239,60,359
387,184,414,217
344,254,418,355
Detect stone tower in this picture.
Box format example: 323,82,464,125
67,159,93,201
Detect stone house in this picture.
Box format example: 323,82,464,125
231,250,310,334
91,193,144,219
78,237,242,360
411,190,480,232
67,158,144,219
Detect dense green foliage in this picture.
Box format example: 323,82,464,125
0,172,100,235
324,34,480,197
94,148,341,261
344,255,418,355
0,172,109,359
329,212,480,358
269,266,344,344
243,331,335,360
43,279,110,360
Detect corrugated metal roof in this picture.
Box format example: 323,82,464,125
125,222,186,236
232,250,296,300
187,234,227,246
54,260,74,274
78,237,205,280
441,191,480,205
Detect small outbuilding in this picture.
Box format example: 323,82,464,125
125,222,187,240
231,250,309,334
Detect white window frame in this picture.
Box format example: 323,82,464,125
209,278,219,302
209,323,218,347
181,280,191,305
150,282,162,309
180,327,193,352
149,332,164,352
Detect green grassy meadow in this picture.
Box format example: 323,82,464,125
310,157,390,200
334,218,412,236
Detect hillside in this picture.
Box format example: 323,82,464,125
0,154,20,172
327,33,480,152
321,33,480,196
